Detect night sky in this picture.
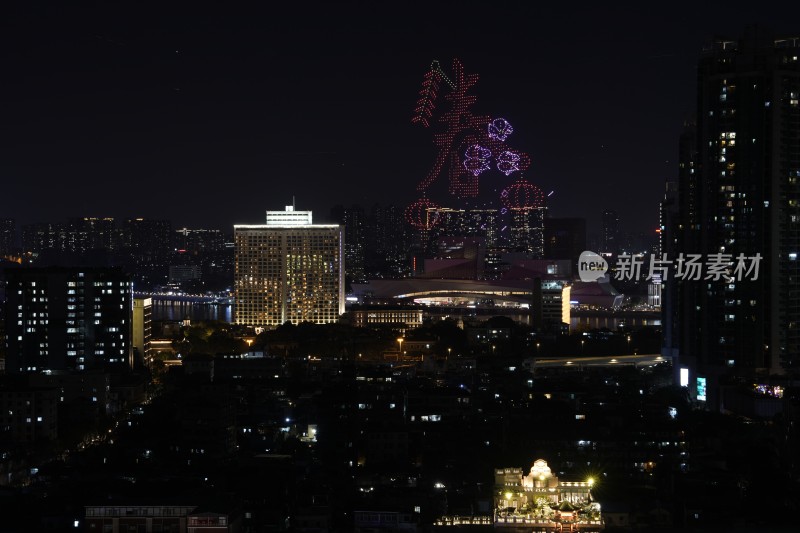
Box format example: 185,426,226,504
2,1,799,236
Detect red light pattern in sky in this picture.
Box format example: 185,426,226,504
501,176,545,209
404,197,441,230
411,59,531,199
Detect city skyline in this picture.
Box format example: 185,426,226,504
3,2,800,233
2,8,800,526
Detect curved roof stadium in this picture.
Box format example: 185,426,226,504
350,278,564,306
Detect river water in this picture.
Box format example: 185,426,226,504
152,301,233,322
151,301,660,331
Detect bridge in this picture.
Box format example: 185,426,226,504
134,292,232,304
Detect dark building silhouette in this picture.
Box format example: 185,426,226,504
68,217,118,251
0,378,58,443
174,227,225,254
4,267,133,373
672,28,800,408
544,217,587,262
0,218,15,257
22,222,80,255
418,237,486,280
601,210,619,254
509,207,546,257
427,208,501,250
663,122,696,370
331,204,367,283
123,218,172,261
22,218,118,259
121,218,172,287
366,203,409,278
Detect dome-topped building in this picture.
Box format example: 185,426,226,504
493,458,602,530
522,458,556,489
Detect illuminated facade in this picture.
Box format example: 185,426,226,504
85,506,196,533
530,279,571,331
133,297,153,363
494,459,602,531
265,205,313,226
234,207,344,327
350,277,570,329
350,308,423,329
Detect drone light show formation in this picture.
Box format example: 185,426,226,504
406,58,540,229
501,175,546,210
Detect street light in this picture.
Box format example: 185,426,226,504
627,335,631,354
397,337,404,354
447,347,451,360
581,340,585,355
536,342,540,356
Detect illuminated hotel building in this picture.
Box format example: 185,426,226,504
234,206,344,327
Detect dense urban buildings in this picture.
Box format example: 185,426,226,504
3,7,800,531
669,29,800,409
10,216,235,293
234,206,344,327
